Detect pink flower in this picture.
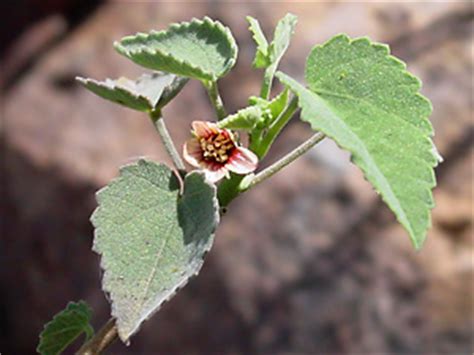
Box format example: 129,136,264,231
183,121,258,183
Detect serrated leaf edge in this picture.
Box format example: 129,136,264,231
306,34,434,137
76,76,154,110
114,17,238,81
312,35,438,248
277,35,439,249
246,16,270,68
37,300,93,355
91,160,220,342
269,13,298,63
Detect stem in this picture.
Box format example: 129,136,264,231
217,174,245,208
150,110,186,172
245,132,325,191
253,95,299,158
260,64,276,99
204,80,227,120
218,132,325,208
76,318,118,355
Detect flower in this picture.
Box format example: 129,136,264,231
183,121,258,182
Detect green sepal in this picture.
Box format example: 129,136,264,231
217,106,263,131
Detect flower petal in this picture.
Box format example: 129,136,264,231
204,165,229,183
192,121,218,139
183,138,202,168
226,147,258,174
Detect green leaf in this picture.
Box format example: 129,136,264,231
277,34,439,249
217,106,263,130
249,88,289,125
246,16,271,68
269,13,298,65
91,160,219,342
247,14,297,70
37,301,94,355
76,72,187,112
114,17,238,82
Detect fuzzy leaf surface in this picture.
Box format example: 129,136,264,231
114,17,238,81
247,14,297,70
77,73,187,111
277,34,439,249
37,301,93,355
91,160,219,342
217,106,263,130
249,88,289,125
269,13,297,65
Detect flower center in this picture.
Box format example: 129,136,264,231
199,132,235,164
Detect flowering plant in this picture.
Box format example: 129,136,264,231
37,14,440,355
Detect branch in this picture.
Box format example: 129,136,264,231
245,132,325,190
76,318,118,355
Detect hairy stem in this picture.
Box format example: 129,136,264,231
254,95,299,158
150,110,186,172
76,318,118,355
204,80,227,120
246,132,326,190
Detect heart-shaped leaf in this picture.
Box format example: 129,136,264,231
37,301,94,355
76,72,187,112
277,34,439,249
91,160,219,342
114,17,238,82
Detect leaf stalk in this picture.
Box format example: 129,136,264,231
204,80,227,120
76,318,118,355
150,110,186,172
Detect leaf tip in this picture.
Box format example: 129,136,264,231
412,234,426,251
113,40,127,55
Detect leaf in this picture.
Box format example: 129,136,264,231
114,17,238,82
76,72,187,112
247,14,297,70
37,301,94,355
246,16,271,68
269,13,298,65
277,34,439,249
217,106,263,130
91,160,219,342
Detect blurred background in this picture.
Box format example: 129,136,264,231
1,1,473,354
